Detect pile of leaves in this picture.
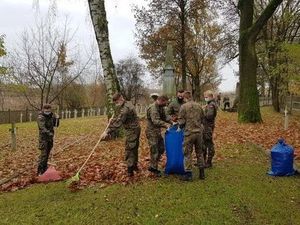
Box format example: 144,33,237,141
0,110,299,192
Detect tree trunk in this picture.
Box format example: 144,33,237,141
193,75,201,102
238,0,283,123
179,1,187,90
270,77,280,112
238,37,262,122
88,0,119,117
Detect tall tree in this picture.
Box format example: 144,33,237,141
33,0,120,116
256,0,300,111
134,0,223,95
88,0,120,117
186,6,223,101
0,35,7,110
237,0,283,122
134,0,205,89
6,17,90,109
116,56,146,104
0,34,6,75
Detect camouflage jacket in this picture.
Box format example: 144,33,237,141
167,98,184,117
146,103,170,131
203,100,217,129
178,100,204,136
107,101,140,133
37,112,59,138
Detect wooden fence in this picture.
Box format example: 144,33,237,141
0,105,148,125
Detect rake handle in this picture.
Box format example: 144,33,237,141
76,115,114,174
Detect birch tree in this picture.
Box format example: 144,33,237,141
87,0,120,117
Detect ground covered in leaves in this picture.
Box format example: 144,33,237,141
0,107,299,192
1,143,300,225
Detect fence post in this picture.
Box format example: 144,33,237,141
62,111,64,119
82,109,85,118
20,113,23,123
25,107,28,122
290,95,293,113
9,123,17,150
74,109,77,119
284,105,289,130
8,109,11,124
29,112,32,122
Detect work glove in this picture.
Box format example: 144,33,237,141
100,131,108,141
176,127,181,132
166,126,171,132
172,121,178,126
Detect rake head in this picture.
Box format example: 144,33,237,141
66,172,80,185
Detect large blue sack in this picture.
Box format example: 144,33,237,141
268,138,295,176
165,126,185,175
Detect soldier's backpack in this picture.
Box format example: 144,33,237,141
268,138,295,176
165,125,185,175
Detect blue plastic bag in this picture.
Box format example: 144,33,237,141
268,138,295,176
165,126,185,175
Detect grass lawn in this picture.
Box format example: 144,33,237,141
1,143,300,225
0,108,299,224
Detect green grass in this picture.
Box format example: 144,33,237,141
1,143,299,225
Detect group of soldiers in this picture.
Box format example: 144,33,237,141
37,90,217,182
100,90,217,181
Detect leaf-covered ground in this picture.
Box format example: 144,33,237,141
0,107,299,192
1,143,300,225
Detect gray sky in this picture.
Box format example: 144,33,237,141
0,0,238,92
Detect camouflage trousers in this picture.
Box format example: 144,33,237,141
184,133,205,172
37,137,53,175
146,129,165,170
203,126,215,161
125,127,141,168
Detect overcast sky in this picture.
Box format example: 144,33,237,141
0,0,238,92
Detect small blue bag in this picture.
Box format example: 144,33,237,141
268,138,295,176
165,126,185,175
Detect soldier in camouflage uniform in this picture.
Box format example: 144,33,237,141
101,93,141,177
146,95,171,176
167,89,185,122
37,104,59,175
178,91,205,181
203,90,217,168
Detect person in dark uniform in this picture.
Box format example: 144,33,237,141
37,104,59,175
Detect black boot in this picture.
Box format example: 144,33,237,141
127,166,134,177
133,164,139,172
148,167,162,177
180,171,193,181
199,168,205,180
203,151,207,163
205,159,212,168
